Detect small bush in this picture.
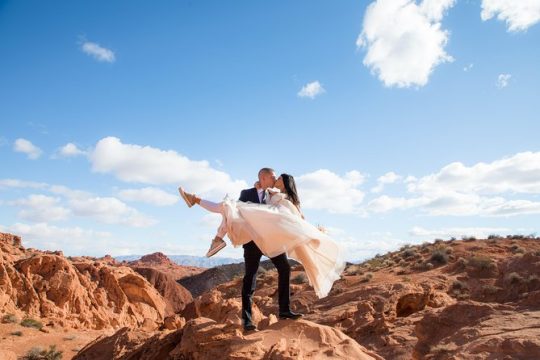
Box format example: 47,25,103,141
505,272,524,285
402,248,417,259
451,280,468,291
20,318,43,330
510,245,525,254
11,330,23,336
361,273,373,283
292,273,307,284
400,244,412,251
482,284,500,295
456,257,467,267
425,262,434,270
2,313,18,323
430,248,449,265
487,234,500,239
468,256,495,271
23,345,63,360
462,236,476,242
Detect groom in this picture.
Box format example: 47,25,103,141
239,167,302,331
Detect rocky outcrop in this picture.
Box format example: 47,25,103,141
133,267,193,316
0,232,167,330
74,317,383,360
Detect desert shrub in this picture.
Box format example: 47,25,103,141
487,234,500,240
23,345,62,360
450,237,457,241
2,313,18,323
430,247,450,265
403,276,411,282
400,244,412,251
510,245,525,254
346,265,363,276
505,272,524,285
462,236,476,242
434,239,444,244
402,248,417,259
20,318,43,330
425,262,434,270
451,280,469,291
11,330,23,336
456,257,467,267
482,284,500,295
291,273,307,284
467,256,495,271
361,273,373,283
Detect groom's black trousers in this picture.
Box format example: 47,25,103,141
241,240,290,323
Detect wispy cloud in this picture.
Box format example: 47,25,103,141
81,41,116,63
118,187,179,206
297,81,325,99
481,0,540,32
13,138,42,159
496,73,511,88
463,63,474,72
58,143,87,157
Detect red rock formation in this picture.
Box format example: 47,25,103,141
74,317,383,360
0,232,167,330
133,266,193,316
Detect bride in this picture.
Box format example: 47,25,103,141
178,173,346,298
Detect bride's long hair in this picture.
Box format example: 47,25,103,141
281,173,300,207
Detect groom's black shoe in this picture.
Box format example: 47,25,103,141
278,310,303,320
243,321,258,332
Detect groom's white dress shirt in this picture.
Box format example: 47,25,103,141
257,188,265,203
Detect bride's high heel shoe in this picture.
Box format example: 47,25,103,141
178,187,199,208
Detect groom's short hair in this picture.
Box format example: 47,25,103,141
258,167,275,178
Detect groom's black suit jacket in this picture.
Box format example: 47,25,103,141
238,187,261,248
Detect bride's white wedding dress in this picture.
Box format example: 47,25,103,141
220,191,346,298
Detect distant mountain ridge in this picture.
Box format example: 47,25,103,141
115,254,243,268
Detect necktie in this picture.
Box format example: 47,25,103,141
261,190,266,204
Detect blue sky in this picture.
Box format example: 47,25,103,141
1,0,539,261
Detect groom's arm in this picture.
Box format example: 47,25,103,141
239,189,248,202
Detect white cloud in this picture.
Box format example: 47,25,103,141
409,152,540,195
10,194,71,222
410,225,514,239
13,138,42,159
463,63,474,72
481,0,540,32
69,196,157,227
1,179,156,227
58,143,87,157
496,73,511,88
0,179,47,189
371,171,402,193
370,151,540,217
367,195,428,213
89,137,247,197
297,81,325,99
199,213,223,229
118,187,179,206
296,169,366,214
325,227,405,261
357,0,455,88
81,41,116,63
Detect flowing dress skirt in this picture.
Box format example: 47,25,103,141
221,197,346,298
